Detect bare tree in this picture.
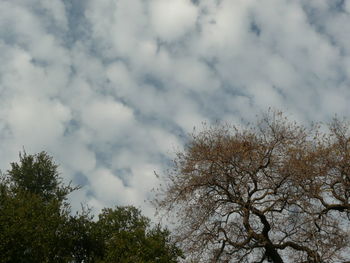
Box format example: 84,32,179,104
155,111,350,263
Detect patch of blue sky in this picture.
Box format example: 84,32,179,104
250,21,261,37
330,0,347,13
73,171,90,187
61,0,90,48
112,168,132,187
63,119,80,137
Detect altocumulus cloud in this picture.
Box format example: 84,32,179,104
0,0,350,217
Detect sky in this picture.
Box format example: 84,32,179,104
0,0,350,218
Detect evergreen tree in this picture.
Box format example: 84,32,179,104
0,151,182,263
0,152,72,262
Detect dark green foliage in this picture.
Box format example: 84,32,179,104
95,206,183,263
66,211,104,263
0,183,71,262
7,151,77,202
144,225,184,263
0,151,182,263
0,152,72,263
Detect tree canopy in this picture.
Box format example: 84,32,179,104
0,152,73,262
7,151,76,202
96,206,182,263
155,112,350,263
0,151,182,263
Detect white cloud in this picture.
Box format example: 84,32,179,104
150,0,198,41
6,97,70,149
171,57,220,91
106,62,136,98
346,1,350,13
1,0,350,219
37,0,68,29
56,139,96,175
81,98,135,141
86,0,150,57
89,168,136,206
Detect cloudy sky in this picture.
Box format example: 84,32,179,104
1,0,350,218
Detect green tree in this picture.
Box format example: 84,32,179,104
66,209,104,263
0,189,71,263
0,152,182,263
0,151,73,263
7,151,77,202
95,206,182,263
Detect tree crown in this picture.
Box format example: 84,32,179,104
6,151,77,202
155,111,350,263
